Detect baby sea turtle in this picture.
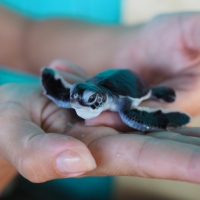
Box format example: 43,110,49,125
41,68,190,131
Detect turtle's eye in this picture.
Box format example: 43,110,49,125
88,94,96,103
73,93,79,99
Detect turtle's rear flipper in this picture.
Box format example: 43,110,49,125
119,100,190,131
41,67,71,108
151,86,176,103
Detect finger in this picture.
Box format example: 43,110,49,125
40,101,81,134
42,107,79,134
86,132,200,183
85,111,133,132
148,131,200,146
181,13,200,50
154,71,200,116
0,105,96,183
49,59,90,79
67,122,120,146
54,70,86,83
173,127,200,137
60,123,200,183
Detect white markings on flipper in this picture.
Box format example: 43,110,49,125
120,104,190,131
41,67,72,108
104,94,118,112
136,106,184,114
129,90,152,108
47,94,71,108
54,72,72,89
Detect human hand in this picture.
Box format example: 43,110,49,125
3,79,200,184
114,12,200,117
68,124,200,184
41,60,200,184
0,65,97,183
0,59,194,185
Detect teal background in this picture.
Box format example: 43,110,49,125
0,0,121,83
0,0,121,23
0,0,121,199
0,67,38,84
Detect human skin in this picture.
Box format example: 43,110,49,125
85,13,200,131
0,6,133,75
113,13,200,117
0,8,200,117
1,70,200,184
1,7,200,184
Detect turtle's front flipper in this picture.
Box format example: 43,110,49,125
151,86,176,103
119,99,190,131
41,67,71,108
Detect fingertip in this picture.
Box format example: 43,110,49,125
49,59,69,71
48,59,89,79
56,149,96,176
19,133,96,182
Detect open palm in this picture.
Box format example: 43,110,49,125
42,60,200,184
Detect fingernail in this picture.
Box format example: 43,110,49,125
56,150,96,175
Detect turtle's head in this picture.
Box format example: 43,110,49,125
70,83,107,119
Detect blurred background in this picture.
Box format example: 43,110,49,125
0,0,200,199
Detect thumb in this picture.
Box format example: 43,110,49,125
0,117,96,183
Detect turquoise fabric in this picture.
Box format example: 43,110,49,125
0,67,38,85
0,0,121,23
18,175,113,200
0,0,120,199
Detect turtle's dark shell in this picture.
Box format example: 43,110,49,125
87,69,150,98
